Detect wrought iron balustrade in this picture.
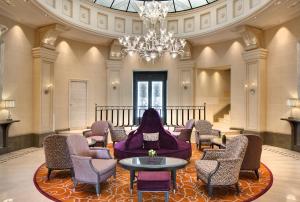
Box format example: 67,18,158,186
95,104,206,127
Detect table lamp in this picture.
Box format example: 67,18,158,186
1,100,16,120
286,98,299,119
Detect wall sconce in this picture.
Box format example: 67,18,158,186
111,81,119,90
182,81,190,90
287,98,299,118
44,84,53,94
244,82,256,94
1,100,16,120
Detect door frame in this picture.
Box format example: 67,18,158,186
133,71,168,124
68,79,88,129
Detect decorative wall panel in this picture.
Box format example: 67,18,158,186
46,0,55,8
200,12,211,29
184,17,195,33
233,0,244,17
79,6,90,24
115,17,125,33
217,5,227,24
132,20,143,34
62,0,72,17
167,20,178,34
97,13,108,30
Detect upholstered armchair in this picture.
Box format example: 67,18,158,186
108,121,127,146
241,134,263,179
83,121,109,147
43,134,73,180
195,135,248,196
173,119,195,143
194,120,221,149
67,135,117,196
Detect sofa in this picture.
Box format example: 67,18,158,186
114,108,192,160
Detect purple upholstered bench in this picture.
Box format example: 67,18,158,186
137,171,170,202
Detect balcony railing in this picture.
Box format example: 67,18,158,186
95,104,206,127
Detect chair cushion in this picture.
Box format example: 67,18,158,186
195,160,218,183
137,171,170,191
199,135,215,141
90,136,105,142
92,159,117,175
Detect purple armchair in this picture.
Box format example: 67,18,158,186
83,121,109,147
114,108,192,160
67,135,117,196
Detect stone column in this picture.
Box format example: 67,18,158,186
0,25,8,100
176,60,195,106
242,48,268,132
32,24,67,140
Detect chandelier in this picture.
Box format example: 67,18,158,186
118,0,186,62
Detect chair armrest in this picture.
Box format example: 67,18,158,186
89,148,112,159
83,129,92,137
70,155,98,181
212,129,221,137
202,149,225,160
174,126,185,132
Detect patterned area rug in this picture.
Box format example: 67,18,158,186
34,144,273,202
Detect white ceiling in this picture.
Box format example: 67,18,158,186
0,0,300,46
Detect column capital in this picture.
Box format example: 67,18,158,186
0,25,8,41
242,48,268,62
36,24,69,50
176,60,195,69
233,25,264,51
106,59,122,69
32,47,58,62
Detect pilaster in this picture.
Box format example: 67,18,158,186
106,60,122,105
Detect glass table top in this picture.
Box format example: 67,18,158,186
119,156,188,169
93,0,218,13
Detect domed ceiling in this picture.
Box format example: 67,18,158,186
93,0,218,13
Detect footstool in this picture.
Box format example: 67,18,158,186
137,171,170,202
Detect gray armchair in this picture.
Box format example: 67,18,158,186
195,135,248,196
108,121,127,146
67,135,117,196
43,134,73,180
194,120,221,149
83,121,109,147
173,119,195,143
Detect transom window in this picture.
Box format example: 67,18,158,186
93,0,218,13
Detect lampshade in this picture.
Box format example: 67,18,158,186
1,100,16,109
286,98,299,108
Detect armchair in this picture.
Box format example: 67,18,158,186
108,121,127,146
67,135,117,196
195,135,248,196
173,119,194,143
83,121,109,147
43,134,73,180
194,120,221,149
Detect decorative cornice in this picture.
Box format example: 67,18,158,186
106,60,122,69
32,47,58,62
242,48,268,61
0,25,8,41
176,60,195,69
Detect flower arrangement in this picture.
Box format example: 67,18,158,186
148,149,157,157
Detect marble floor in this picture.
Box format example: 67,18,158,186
0,145,299,202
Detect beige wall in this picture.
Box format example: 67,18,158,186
193,40,246,128
195,69,230,122
264,16,300,134
54,39,109,130
0,15,34,136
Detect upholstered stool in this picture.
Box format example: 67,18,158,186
137,171,170,202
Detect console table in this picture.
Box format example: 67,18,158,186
0,120,20,148
281,118,300,152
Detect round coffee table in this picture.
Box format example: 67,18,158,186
119,156,188,195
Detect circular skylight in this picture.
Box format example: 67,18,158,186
94,0,218,13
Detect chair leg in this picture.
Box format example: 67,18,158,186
73,179,78,191
165,191,169,202
47,168,52,180
255,169,260,180
235,183,240,195
207,185,213,197
70,168,74,178
138,191,142,202
113,142,115,147
95,184,100,196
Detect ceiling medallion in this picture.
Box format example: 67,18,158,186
118,0,186,62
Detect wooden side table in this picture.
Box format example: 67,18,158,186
0,120,20,148
281,118,300,152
